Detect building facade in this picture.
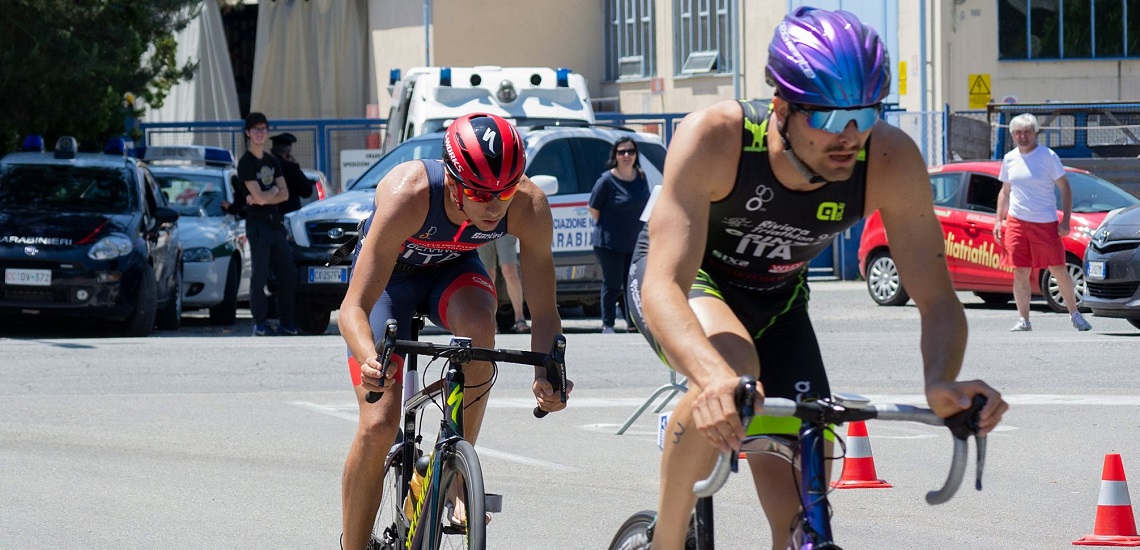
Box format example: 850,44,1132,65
365,0,1140,116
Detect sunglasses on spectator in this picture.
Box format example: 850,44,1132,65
616,148,637,156
458,179,520,203
790,103,881,134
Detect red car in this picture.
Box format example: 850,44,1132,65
858,161,1139,310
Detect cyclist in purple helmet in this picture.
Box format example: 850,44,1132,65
626,7,1007,548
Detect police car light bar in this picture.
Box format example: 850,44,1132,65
556,67,570,88
134,145,235,167
21,134,45,152
104,137,132,156
54,137,79,159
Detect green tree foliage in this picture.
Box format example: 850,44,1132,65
0,0,202,154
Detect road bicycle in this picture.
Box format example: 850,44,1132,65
609,376,986,550
366,316,567,550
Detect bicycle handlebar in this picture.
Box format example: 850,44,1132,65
693,379,987,503
364,320,568,419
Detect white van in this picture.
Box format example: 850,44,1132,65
383,66,596,149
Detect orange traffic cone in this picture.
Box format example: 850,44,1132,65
1074,453,1140,546
830,421,892,489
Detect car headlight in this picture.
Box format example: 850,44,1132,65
87,233,133,260
183,247,214,263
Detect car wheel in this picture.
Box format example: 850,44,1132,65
1128,319,1140,331
973,292,1012,305
209,259,240,326
156,263,183,331
295,295,331,335
864,250,910,306
123,264,157,337
1041,256,1085,313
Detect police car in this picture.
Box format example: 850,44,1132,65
0,136,183,336
140,145,251,325
285,125,666,334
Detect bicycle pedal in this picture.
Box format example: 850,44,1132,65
441,523,467,536
485,493,503,513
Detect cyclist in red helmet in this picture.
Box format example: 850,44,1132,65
338,113,572,550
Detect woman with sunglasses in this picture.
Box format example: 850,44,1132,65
625,8,1007,549
337,112,572,550
588,137,651,334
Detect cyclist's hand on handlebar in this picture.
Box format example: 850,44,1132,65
533,377,573,413
359,355,395,393
692,376,760,453
926,380,1008,436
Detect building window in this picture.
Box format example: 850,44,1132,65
606,0,656,80
673,0,733,76
998,0,1140,59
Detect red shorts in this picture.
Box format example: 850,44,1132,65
1000,217,1065,268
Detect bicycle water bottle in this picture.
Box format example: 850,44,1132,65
403,453,432,520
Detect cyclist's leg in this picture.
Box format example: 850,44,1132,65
342,273,424,550
740,285,832,550
629,267,759,550
428,252,498,445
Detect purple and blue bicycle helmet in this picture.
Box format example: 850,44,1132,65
766,7,890,109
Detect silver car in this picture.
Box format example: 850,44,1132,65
145,146,251,325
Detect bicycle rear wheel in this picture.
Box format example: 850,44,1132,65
608,510,656,550
420,440,486,550
372,439,410,549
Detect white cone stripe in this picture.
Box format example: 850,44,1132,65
1097,480,1134,506
846,435,873,458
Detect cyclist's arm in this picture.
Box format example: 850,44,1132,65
642,102,742,392
509,177,563,361
866,125,1005,428
341,162,431,372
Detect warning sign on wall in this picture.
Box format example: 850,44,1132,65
968,74,991,109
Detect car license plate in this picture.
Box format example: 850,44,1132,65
4,268,52,286
308,266,348,284
1087,260,1106,280
555,266,591,281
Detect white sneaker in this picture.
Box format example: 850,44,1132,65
1071,312,1092,331
1009,318,1032,332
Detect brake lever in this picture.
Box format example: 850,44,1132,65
926,394,987,504
534,335,567,418
365,319,399,404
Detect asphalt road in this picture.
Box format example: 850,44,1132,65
2,281,1139,549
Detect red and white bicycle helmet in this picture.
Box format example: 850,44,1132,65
442,113,526,193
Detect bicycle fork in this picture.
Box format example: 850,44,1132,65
797,427,840,550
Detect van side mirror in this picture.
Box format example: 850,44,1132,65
530,175,559,195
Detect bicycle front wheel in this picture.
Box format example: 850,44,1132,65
608,510,656,550
373,440,409,550
421,440,486,550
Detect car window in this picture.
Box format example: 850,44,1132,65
0,164,134,213
929,173,962,207
154,172,226,217
1061,172,1140,212
965,174,1001,213
350,137,443,190
527,138,578,195
638,142,667,174
573,137,614,192
141,169,161,219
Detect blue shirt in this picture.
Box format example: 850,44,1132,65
589,170,650,254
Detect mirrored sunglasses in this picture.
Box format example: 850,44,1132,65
459,180,519,203
615,148,637,156
792,103,881,134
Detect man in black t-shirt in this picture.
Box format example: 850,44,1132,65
238,112,298,336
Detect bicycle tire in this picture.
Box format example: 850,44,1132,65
608,510,656,550
372,441,410,550
419,440,486,550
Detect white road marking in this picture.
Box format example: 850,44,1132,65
289,401,576,471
